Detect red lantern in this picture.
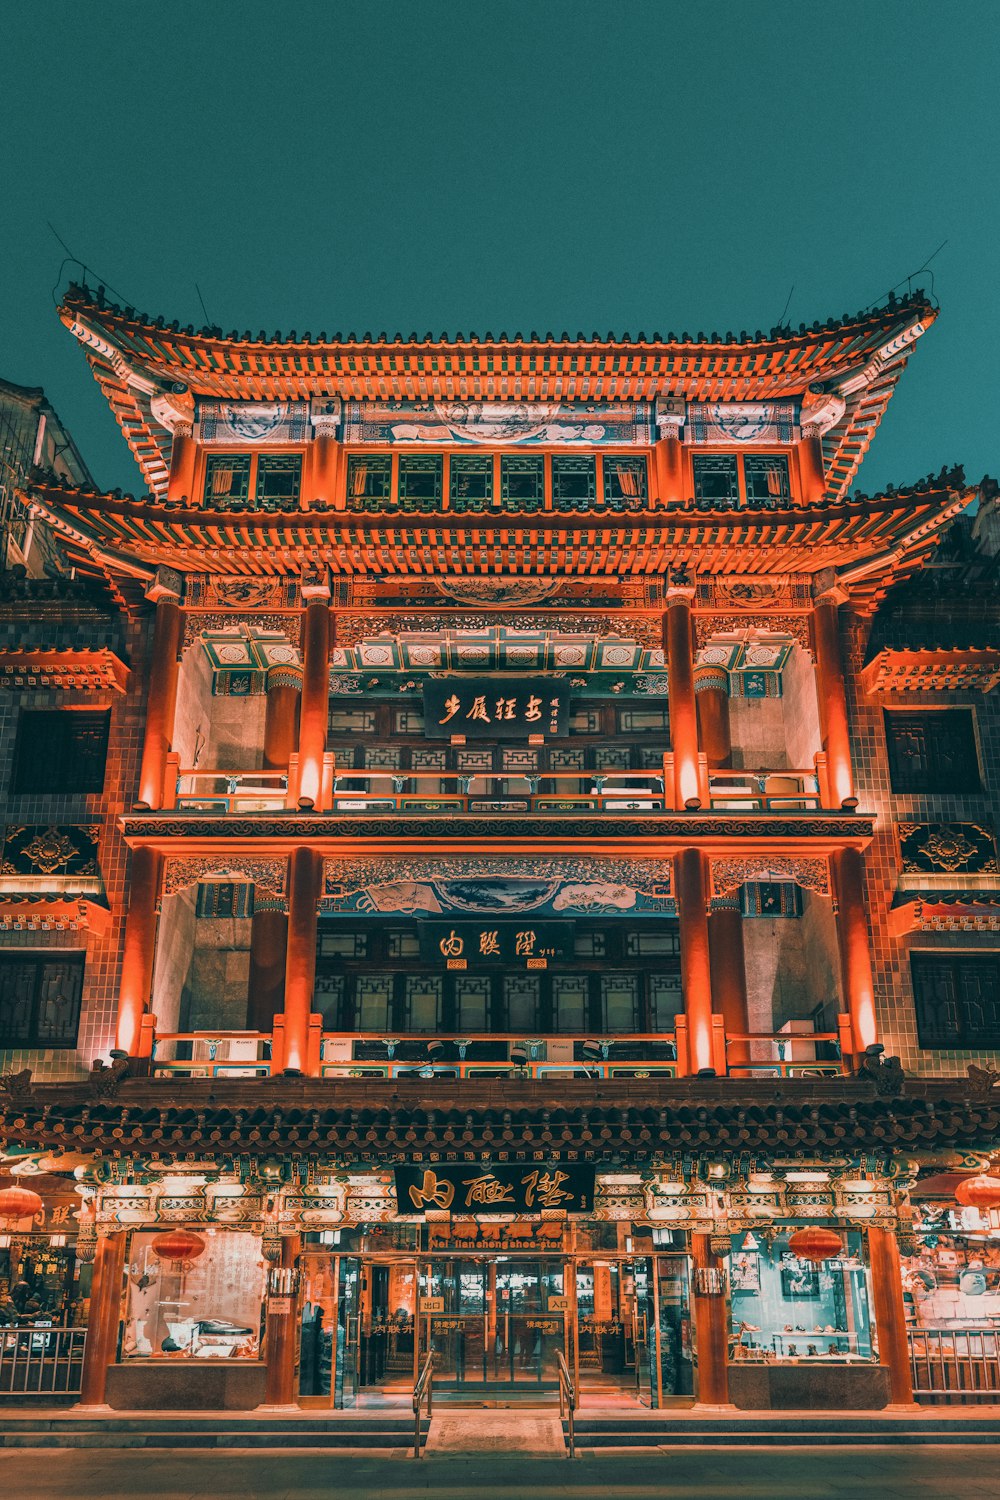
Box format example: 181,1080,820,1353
0,1182,43,1223
787,1227,843,1263
954,1174,1000,1211
150,1229,206,1266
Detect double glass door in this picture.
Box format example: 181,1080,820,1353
298,1250,692,1406
420,1257,566,1388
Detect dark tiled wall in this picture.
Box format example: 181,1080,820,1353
0,616,150,1080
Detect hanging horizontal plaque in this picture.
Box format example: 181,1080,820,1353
395,1162,596,1217
422,678,569,739
419,921,573,966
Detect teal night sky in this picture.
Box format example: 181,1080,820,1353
3,0,998,494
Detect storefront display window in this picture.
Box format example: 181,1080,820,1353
122,1229,265,1360
728,1228,874,1362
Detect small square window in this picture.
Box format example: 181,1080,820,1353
885,711,981,795
0,953,84,1047
911,953,1000,1048
604,456,648,503
693,454,739,505
398,455,442,501
450,455,492,504
255,454,301,505
744,454,790,505
501,456,544,503
204,454,251,507
13,710,110,794
346,455,391,500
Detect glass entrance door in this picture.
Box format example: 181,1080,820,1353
420,1257,567,1390
574,1255,693,1405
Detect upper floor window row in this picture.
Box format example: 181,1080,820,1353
692,453,791,510
204,453,302,510
345,453,648,513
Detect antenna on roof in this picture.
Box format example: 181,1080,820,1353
862,240,949,314
774,283,795,332
195,283,211,327
46,223,136,308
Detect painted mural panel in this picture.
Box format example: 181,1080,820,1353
341,400,654,446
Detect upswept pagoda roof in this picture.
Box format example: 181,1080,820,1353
27,469,971,612
2,1076,997,1160
59,283,936,504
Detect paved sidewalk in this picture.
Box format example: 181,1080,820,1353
2,1445,999,1498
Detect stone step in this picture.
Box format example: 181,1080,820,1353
565,1412,1000,1446
0,1413,428,1448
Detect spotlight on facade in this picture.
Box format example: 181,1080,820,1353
510,1042,529,1065
426,1039,444,1060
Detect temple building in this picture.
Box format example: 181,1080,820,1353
0,283,998,1428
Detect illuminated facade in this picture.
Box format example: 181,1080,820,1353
0,285,998,1422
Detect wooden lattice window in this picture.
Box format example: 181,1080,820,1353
552,456,596,502
744,454,790,505
398,455,442,501
604,456,648,503
13,709,110,794
500,455,544,503
0,953,84,1047
255,454,301,504
203,454,251,506
693,454,740,505
884,710,981,795
346,454,391,500
911,952,1000,1048
450,455,492,504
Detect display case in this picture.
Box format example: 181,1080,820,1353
121,1229,265,1360
728,1228,875,1364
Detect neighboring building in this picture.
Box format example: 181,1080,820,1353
0,376,94,575
0,283,998,1426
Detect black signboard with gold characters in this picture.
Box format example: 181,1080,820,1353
422,678,569,739
395,1163,596,1216
419,921,573,968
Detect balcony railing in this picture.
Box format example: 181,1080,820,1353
170,765,831,817
148,1026,850,1081
0,1327,87,1398
725,1030,848,1079
151,1030,273,1077
319,1031,678,1080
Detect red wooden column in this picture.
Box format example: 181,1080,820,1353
675,849,715,1075
115,846,161,1058
247,903,289,1032
262,1234,301,1409
708,898,750,1068
297,575,331,810
263,667,302,771
77,1231,126,1408
664,581,702,808
690,1233,734,1409
695,665,731,769
832,846,879,1056
280,848,322,1075
136,575,184,810
867,1226,917,1408
811,585,855,808
166,422,198,505
307,399,343,508
797,433,827,505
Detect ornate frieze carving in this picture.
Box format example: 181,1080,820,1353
710,855,831,898
162,855,287,901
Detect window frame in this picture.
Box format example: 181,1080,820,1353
0,951,85,1048
12,708,110,795
884,709,982,796
910,950,1000,1049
